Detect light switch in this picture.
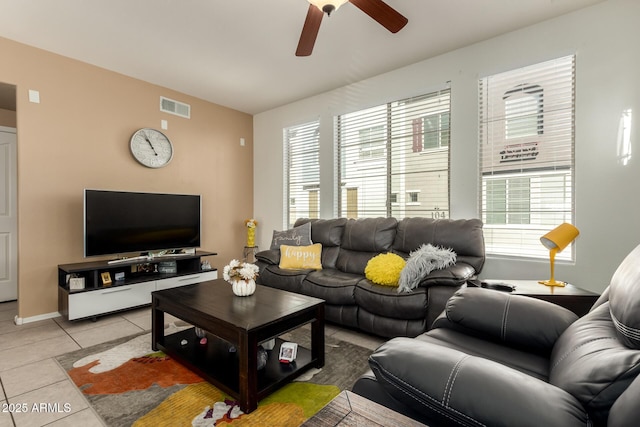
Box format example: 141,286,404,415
161,120,168,130
28,90,40,104
240,138,245,146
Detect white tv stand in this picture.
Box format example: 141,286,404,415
58,250,217,321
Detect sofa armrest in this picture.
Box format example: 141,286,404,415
433,287,578,354
255,249,280,265
418,262,476,287
369,338,588,427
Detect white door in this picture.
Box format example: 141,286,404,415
0,126,17,301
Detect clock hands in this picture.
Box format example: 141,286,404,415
142,131,158,156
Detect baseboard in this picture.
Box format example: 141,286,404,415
14,311,61,325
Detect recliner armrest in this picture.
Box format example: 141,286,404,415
369,337,588,427
255,249,280,265
433,287,578,354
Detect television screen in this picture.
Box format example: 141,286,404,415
84,189,201,257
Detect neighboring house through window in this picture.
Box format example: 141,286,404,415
335,88,451,219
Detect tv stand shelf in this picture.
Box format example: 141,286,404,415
58,250,217,321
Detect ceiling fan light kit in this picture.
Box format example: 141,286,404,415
296,0,408,57
308,0,348,15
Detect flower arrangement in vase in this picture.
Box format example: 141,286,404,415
245,218,258,247
223,259,259,296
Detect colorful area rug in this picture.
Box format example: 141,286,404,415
56,325,374,426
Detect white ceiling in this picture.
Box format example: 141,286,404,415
0,0,606,115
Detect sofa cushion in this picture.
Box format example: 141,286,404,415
295,218,347,269
295,218,347,247
300,269,362,305
358,308,428,338
550,303,640,425
341,217,397,252
279,243,323,270
334,216,397,275
270,222,312,250
355,281,427,319
393,217,485,273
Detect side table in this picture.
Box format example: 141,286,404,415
480,279,600,317
243,245,258,263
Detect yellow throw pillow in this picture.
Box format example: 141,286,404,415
279,243,323,270
365,253,406,287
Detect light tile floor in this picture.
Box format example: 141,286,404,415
0,300,385,427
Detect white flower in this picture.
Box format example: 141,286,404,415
223,260,259,284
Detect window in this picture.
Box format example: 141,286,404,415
423,112,450,149
504,84,543,139
359,125,386,159
479,55,575,260
336,89,450,219
284,120,320,228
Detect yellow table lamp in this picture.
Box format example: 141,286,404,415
539,223,579,287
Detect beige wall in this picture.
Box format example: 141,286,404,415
0,37,253,319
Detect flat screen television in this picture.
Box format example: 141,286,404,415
84,189,201,257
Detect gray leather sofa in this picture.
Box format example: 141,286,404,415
352,244,640,426
255,217,485,338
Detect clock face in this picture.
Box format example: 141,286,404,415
130,128,173,168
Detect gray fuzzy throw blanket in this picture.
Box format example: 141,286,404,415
398,244,457,293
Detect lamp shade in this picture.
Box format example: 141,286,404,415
540,223,580,253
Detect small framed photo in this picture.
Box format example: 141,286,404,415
101,271,112,286
69,277,85,290
279,342,298,364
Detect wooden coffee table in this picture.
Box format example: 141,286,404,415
151,279,325,413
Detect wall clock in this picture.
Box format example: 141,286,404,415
130,128,173,168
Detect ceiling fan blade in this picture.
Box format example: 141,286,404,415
349,0,408,33
296,5,324,57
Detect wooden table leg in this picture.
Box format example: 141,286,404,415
151,297,164,352
238,332,259,413
312,304,325,368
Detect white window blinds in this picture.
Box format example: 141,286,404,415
284,120,320,228
336,89,451,219
479,55,575,260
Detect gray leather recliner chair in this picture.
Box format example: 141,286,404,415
352,244,640,426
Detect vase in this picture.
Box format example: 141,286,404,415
232,279,256,296
247,227,256,247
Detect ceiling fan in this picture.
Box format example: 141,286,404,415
296,0,408,57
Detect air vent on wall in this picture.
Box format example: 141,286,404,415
160,96,191,119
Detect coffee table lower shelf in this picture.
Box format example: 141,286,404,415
156,328,316,405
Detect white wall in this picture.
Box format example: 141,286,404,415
254,0,639,294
